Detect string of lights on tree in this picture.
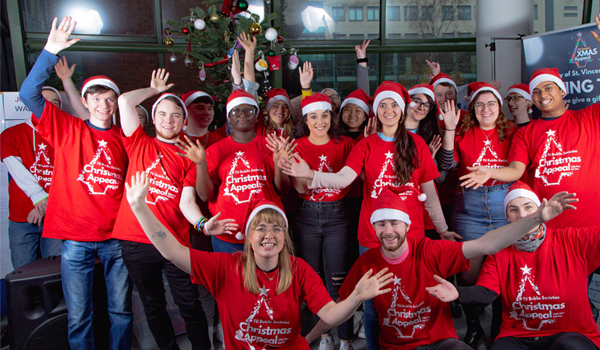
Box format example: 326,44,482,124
164,0,299,106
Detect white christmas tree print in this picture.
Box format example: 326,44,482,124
235,285,274,349
30,143,52,188
317,155,333,172
224,151,263,204
535,129,572,186
472,139,499,186
383,276,425,338
309,155,337,201
144,153,173,205
371,151,395,198
510,264,556,330
77,139,120,195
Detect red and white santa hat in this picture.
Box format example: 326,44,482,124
467,82,503,106
506,83,532,102
182,90,214,107
136,105,149,124
265,88,291,113
373,81,411,114
81,75,120,97
226,89,259,117
370,186,427,225
340,89,373,116
529,67,567,95
503,181,541,218
429,73,458,92
151,93,188,120
302,92,332,115
408,84,435,103
42,86,62,108
237,198,288,241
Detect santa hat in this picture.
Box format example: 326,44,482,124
42,86,62,108
237,199,288,241
373,81,411,114
320,88,340,101
136,105,149,124
302,93,332,115
506,83,532,102
408,84,436,104
182,90,214,107
226,90,258,117
467,82,503,106
265,88,291,113
529,67,567,95
81,75,120,97
370,186,427,225
429,73,458,92
340,89,372,116
504,181,541,218
151,93,188,120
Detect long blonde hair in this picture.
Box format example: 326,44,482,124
265,105,294,138
237,208,295,295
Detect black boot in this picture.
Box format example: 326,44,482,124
462,305,485,349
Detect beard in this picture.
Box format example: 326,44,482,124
378,233,406,252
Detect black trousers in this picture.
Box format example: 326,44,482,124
491,332,599,350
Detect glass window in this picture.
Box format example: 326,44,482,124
367,33,379,39
442,6,454,21
349,34,364,39
564,12,578,17
533,0,585,34
404,6,418,21
443,32,455,37
457,32,472,37
534,4,538,20
564,6,578,10
457,5,471,20
387,33,403,39
334,34,346,39
349,6,363,21
388,6,401,21
404,33,419,38
367,6,379,21
422,33,433,38
332,6,345,21
422,6,434,21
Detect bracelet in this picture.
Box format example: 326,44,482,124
356,58,368,63
199,219,209,236
446,128,455,131
301,87,311,91
194,217,208,235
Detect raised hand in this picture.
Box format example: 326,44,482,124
364,116,378,137
428,135,442,158
353,268,394,302
125,171,150,206
490,80,502,90
440,100,460,131
426,60,441,76
231,48,242,85
175,135,206,164
538,192,578,223
205,212,239,236
299,61,314,89
355,39,370,59
266,134,296,160
278,153,313,179
238,32,257,52
55,56,76,80
425,275,459,302
44,17,80,55
591,13,600,42
459,166,492,189
150,68,174,93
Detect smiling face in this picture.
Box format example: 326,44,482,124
406,93,432,124
341,103,367,131
374,220,408,252
434,84,457,113
268,100,291,128
506,197,540,236
188,101,214,129
306,109,331,140
473,92,500,130
377,98,402,128
506,92,531,118
229,103,258,133
82,89,118,124
322,89,341,113
532,82,566,118
153,99,185,141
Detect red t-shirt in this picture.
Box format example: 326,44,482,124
339,238,470,349
295,136,355,202
508,104,600,229
112,127,196,246
187,130,225,150
190,250,332,349
207,135,283,243
455,125,516,187
345,133,439,248
1,122,54,222
476,226,600,347
31,102,128,241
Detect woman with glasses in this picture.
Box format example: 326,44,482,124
438,82,517,349
505,84,533,128
178,89,293,254
405,84,442,157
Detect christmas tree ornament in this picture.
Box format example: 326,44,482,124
182,27,190,34
163,28,174,47
237,0,249,11
199,62,206,81
264,28,278,41
184,56,194,67
258,95,264,103
210,13,219,22
194,18,206,30
268,49,275,57
277,35,283,43
249,22,262,36
288,49,299,70
255,51,268,72
169,52,177,63
224,30,230,43
189,11,196,22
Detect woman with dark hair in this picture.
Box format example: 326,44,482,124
405,84,442,152
438,82,518,348
339,89,372,142
125,171,394,350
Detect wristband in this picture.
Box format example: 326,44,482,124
301,87,311,91
446,128,455,131
356,58,368,63
199,219,209,236
194,217,208,232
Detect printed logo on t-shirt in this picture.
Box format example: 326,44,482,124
30,142,53,188
77,140,123,195
224,151,267,204
308,155,341,201
144,153,179,205
509,264,564,330
534,129,581,186
383,275,430,338
472,139,506,186
234,285,292,348
372,151,397,198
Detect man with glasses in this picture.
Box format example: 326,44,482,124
505,84,533,128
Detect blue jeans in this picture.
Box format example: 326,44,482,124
8,220,62,269
453,183,512,242
61,239,133,350
211,236,244,253
359,245,380,350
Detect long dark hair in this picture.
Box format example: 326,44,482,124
340,104,369,133
458,91,514,142
412,94,441,145
293,110,343,141
393,106,419,186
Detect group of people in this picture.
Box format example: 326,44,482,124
3,13,600,350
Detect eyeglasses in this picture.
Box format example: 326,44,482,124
230,107,257,117
504,96,523,103
412,100,433,111
474,101,498,110
253,226,284,235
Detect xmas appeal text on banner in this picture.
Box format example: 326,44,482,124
523,23,600,110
